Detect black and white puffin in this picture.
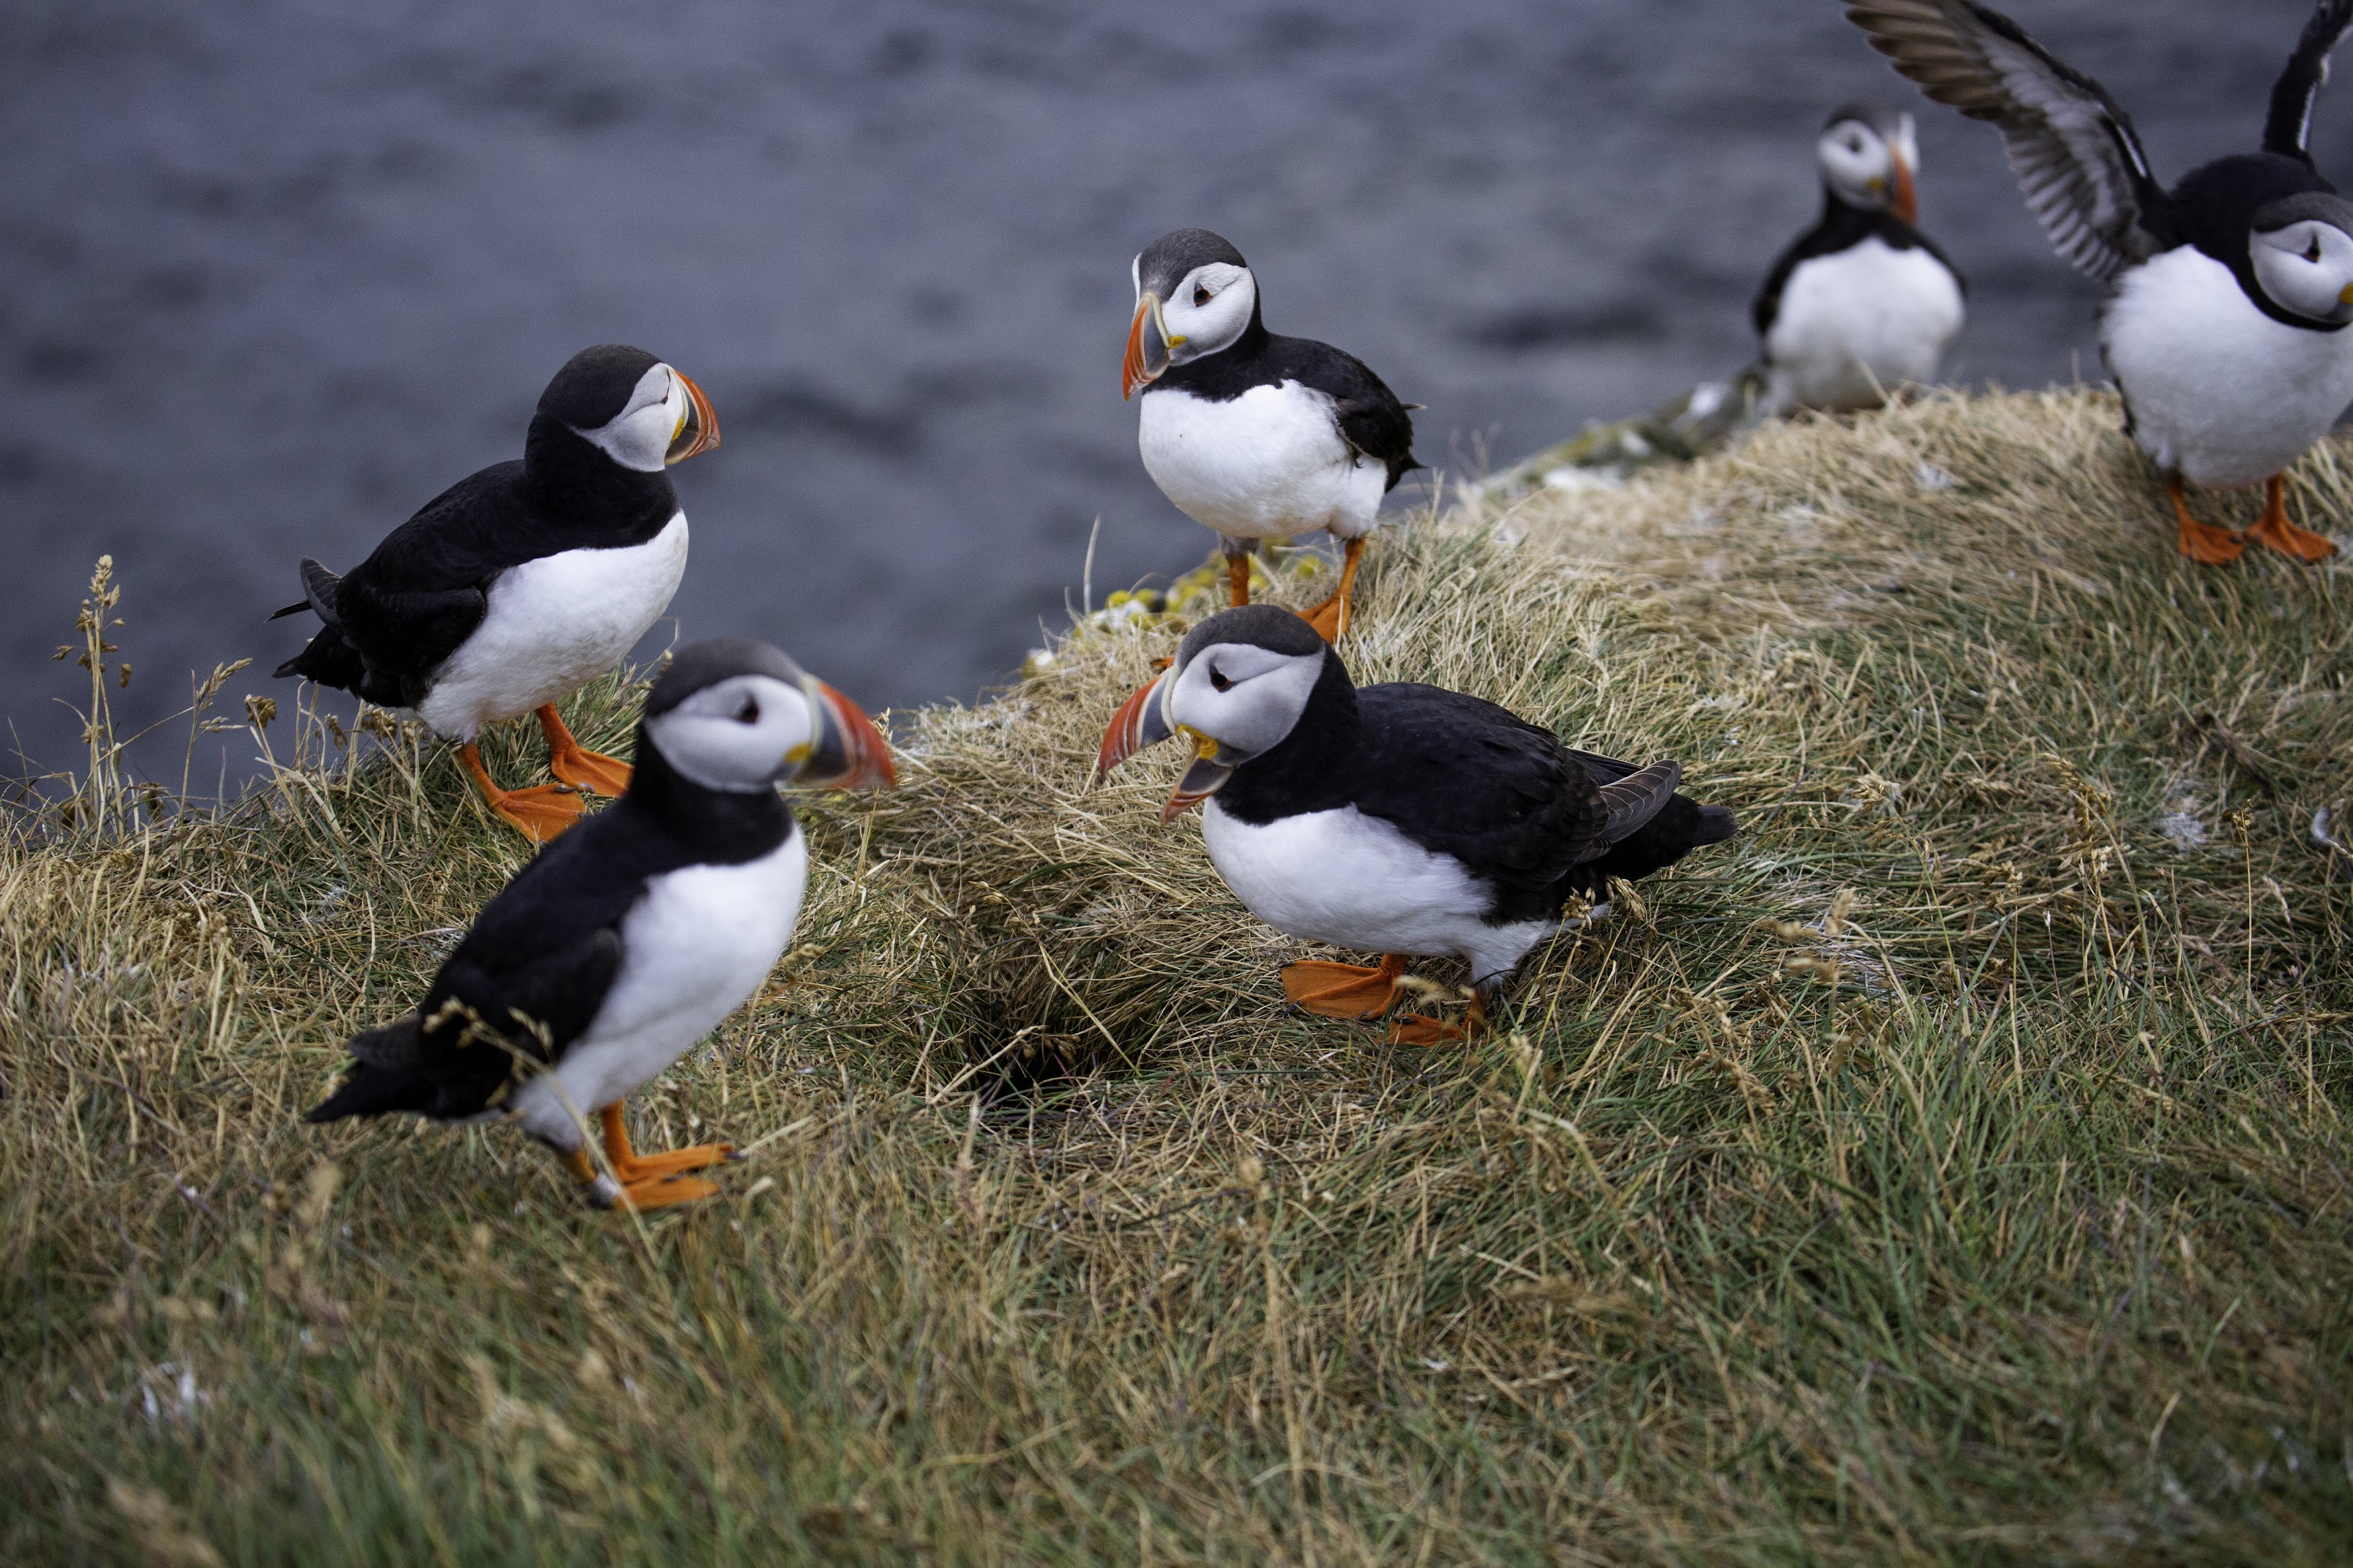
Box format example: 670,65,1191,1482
1095,607,1736,1043
1754,102,1968,414
273,344,723,839
1122,229,1420,641
1847,0,2353,564
306,639,894,1212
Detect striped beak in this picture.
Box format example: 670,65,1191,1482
1122,293,1183,400
665,371,722,465
1889,151,1917,227
795,678,896,790
1159,728,1236,823
1096,669,1172,778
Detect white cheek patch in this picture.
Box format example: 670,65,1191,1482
573,366,678,472
1164,268,1257,361
1170,644,1322,757
647,676,812,790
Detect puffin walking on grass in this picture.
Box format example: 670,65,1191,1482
1096,607,1735,1043
273,344,722,839
306,639,894,1213
1756,103,1967,414
1122,229,1420,641
1846,0,2353,564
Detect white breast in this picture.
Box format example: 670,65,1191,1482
415,513,689,741
1200,801,1556,984
508,827,807,1147
1764,238,1964,413
2102,245,2353,488
1138,383,1389,542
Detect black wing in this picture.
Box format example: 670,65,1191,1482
2266,0,2353,162
1845,0,2171,281
1268,335,1422,490
1348,684,1606,907
1559,748,1738,896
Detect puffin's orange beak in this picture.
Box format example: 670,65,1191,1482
665,371,721,465
1096,670,1169,778
1889,152,1918,227
1123,294,1180,400
1159,730,1234,822
799,679,896,790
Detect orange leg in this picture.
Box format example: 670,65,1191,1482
2247,474,2336,562
459,741,587,843
600,1103,733,1181
2169,476,2246,565
564,1143,720,1213
1301,537,1367,643
538,704,633,796
1224,543,1254,608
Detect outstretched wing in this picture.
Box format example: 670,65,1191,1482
1844,0,2170,280
2266,0,2353,162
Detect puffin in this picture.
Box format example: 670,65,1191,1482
1846,0,2353,564
273,343,722,839
1755,102,1968,414
1121,228,1420,641
1095,606,1736,1043
306,639,894,1212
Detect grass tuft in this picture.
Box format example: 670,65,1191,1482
5,387,2352,1563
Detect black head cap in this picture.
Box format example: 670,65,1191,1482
1822,101,1908,138
644,638,806,718
1176,604,1331,669
538,344,663,431
2253,189,2353,235
1136,228,1250,299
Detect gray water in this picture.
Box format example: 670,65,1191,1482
1,0,2336,787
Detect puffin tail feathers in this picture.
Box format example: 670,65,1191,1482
1691,802,1738,846
306,1016,432,1123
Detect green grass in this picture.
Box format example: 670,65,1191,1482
5,387,2352,1564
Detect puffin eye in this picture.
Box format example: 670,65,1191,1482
1194,283,1213,307
736,697,760,724
2307,235,2324,264
1209,667,1233,693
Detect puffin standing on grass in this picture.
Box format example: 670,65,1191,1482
1122,229,1420,641
306,639,894,1213
1755,102,1967,413
1096,607,1735,1043
273,344,722,839
1846,0,2353,564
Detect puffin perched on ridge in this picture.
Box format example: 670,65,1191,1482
273,344,722,838
307,639,894,1212
1122,229,1420,641
1755,102,1968,413
1096,607,1735,1043
1847,0,2353,564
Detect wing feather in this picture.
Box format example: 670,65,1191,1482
2266,0,2353,161
1845,0,2168,280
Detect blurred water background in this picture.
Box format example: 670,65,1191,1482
1,0,2337,789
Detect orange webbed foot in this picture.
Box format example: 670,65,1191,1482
537,704,633,795
2170,477,2246,565
459,742,590,843
1282,955,1408,1019
601,1104,733,1183
613,1174,722,1211
2249,475,2336,562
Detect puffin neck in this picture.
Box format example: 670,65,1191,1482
1210,649,1359,823
619,729,796,864
521,415,682,539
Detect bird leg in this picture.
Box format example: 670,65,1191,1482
564,1144,720,1213
1281,953,1475,1045
2247,474,2336,562
2170,476,2246,565
459,741,588,843
538,704,634,797
1224,539,1254,607
600,1103,733,1181
1301,536,1366,643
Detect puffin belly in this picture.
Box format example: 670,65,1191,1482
508,827,807,1149
1140,383,1385,540
1201,801,1554,982
1766,239,1964,413
417,513,689,740
2104,246,2353,488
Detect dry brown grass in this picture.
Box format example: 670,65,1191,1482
5,387,2352,1565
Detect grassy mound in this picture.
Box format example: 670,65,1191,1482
6,388,2352,1564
